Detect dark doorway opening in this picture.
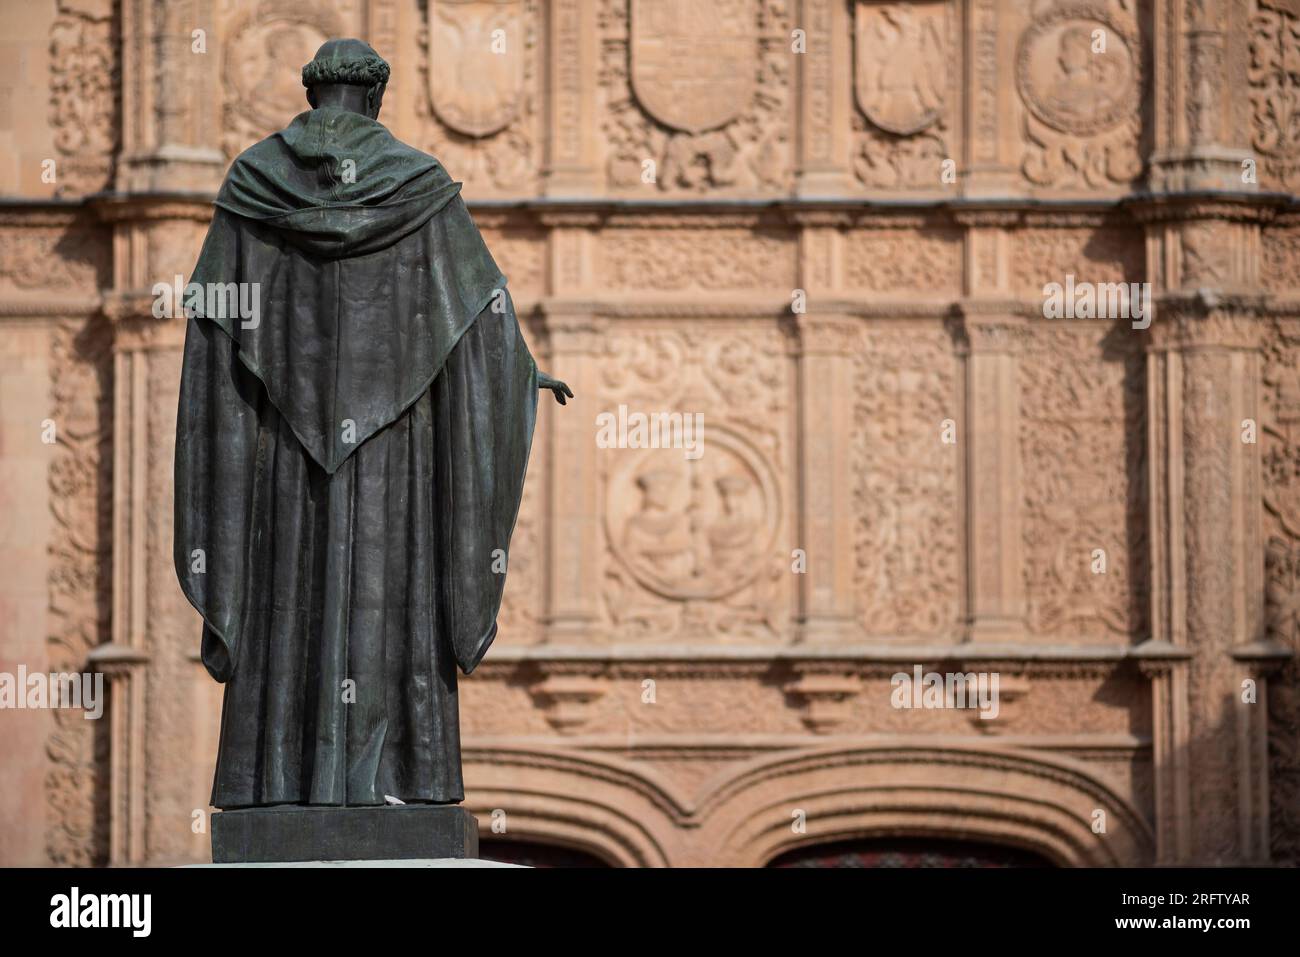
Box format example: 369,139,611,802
768,836,1054,868
481,838,614,868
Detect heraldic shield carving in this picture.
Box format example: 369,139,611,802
853,0,948,136
630,0,757,134
428,0,526,137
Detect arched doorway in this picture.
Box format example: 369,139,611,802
767,836,1054,868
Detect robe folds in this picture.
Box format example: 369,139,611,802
174,106,538,808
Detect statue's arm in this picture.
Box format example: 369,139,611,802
536,369,573,406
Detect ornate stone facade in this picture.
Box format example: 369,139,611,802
0,0,1295,867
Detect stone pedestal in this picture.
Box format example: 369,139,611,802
210,805,479,864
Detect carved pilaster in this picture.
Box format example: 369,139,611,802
543,0,598,197
89,194,209,864
542,211,602,295
1135,646,1192,863
794,0,852,196
86,643,149,865
49,0,120,196
98,332,154,864
789,314,858,643
118,0,224,193
957,308,1028,642
539,303,603,641
1146,288,1270,861
1149,0,1256,192
961,0,1015,196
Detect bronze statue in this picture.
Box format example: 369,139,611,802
174,39,570,818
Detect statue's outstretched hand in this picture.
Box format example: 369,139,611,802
537,370,573,406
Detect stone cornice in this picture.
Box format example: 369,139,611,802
476,641,1161,665
3,192,1294,232
1123,189,1293,225
88,192,216,224
0,297,102,317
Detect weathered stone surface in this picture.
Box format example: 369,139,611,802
0,0,1296,869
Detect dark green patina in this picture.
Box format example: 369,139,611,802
175,40,569,811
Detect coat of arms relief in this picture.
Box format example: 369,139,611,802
600,0,792,193
220,1,539,193
221,3,345,160
851,0,955,190
417,0,539,192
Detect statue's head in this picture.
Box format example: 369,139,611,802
301,38,390,119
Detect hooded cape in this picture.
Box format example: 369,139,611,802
174,106,537,807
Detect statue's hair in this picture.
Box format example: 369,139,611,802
301,53,390,88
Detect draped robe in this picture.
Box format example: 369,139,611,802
174,106,537,809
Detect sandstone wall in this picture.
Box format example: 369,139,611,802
0,0,1296,867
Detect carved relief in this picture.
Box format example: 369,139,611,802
221,3,345,159
851,0,955,190
484,234,546,303
1010,226,1144,296
8,0,1298,868
428,0,526,137
1262,319,1300,545
1186,12,1226,146
599,326,788,640
0,227,106,294
1261,226,1300,292
1180,220,1231,286
606,425,779,601
1260,317,1300,863
48,0,119,195
417,0,541,193
842,227,962,294
599,0,792,193
1020,326,1148,639
851,326,961,637
597,227,794,291
45,318,113,866
1248,0,1300,192
1017,3,1145,189
629,0,755,134
854,2,946,135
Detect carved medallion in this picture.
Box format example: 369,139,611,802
605,424,779,601
854,1,949,135
1016,5,1138,137
222,5,342,158
427,0,526,138
629,0,757,134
